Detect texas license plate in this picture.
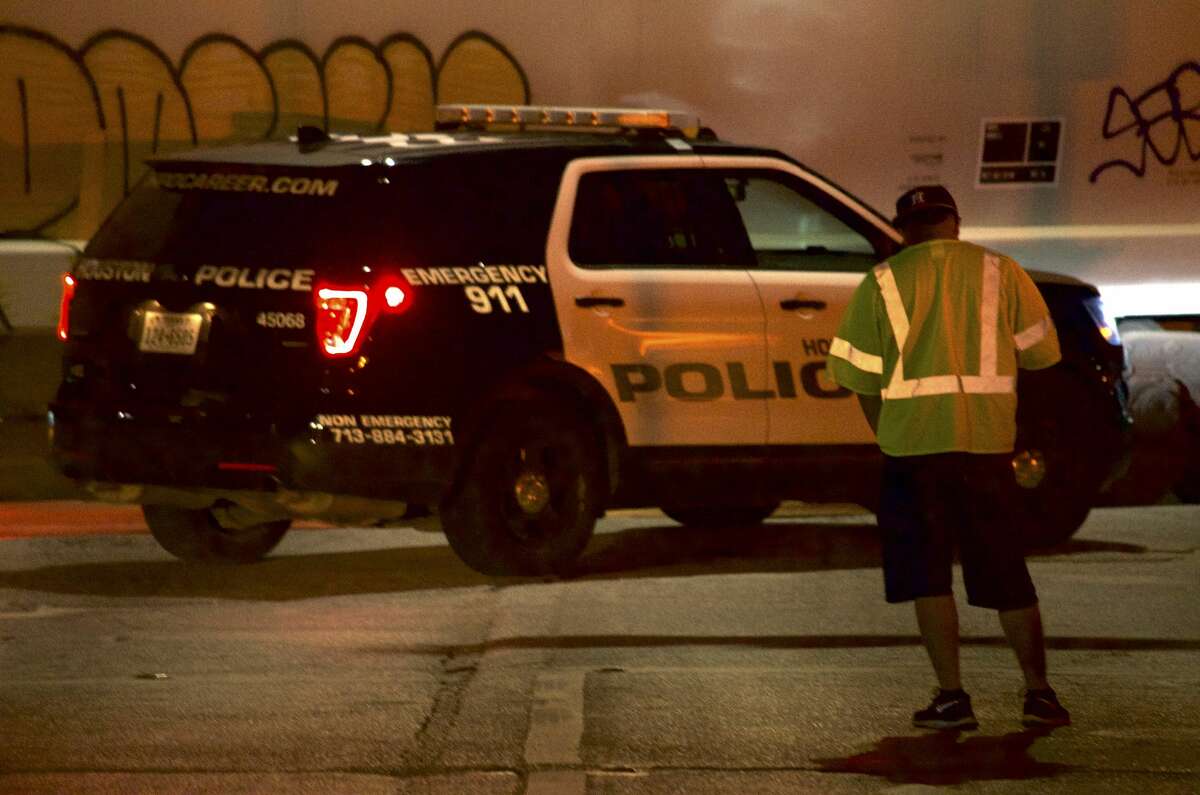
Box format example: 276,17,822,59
139,311,203,354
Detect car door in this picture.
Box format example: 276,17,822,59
706,157,901,445
545,156,769,447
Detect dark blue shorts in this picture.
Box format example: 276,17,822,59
878,452,1037,611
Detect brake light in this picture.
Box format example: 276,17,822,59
57,273,76,342
384,284,406,308
316,287,369,357
314,274,411,359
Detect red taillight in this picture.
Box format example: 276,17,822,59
384,284,406,308
57,273,76,342
316,287,369,357
314,274,411,359
217,462,278,473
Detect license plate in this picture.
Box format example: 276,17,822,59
139,311,203,355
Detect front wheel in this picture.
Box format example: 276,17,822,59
142,504,291,563
662,503,780,528
1014,367,1120,548
439,402,604,576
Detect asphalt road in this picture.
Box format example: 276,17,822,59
1,503,1197,793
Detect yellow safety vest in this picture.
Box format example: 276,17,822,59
829,239,1061,456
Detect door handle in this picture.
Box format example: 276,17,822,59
575,296,625,308
780,298,827,311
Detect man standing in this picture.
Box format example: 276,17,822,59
828,185,1071,730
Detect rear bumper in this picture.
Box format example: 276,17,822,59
50,401,283,491
49,400,456,504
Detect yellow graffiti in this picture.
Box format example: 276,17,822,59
438,32,529,106
382,35,436,134
263,42,325,135
80,31,194,233
0,26,530,241
180,35,276,144
324,37,390,134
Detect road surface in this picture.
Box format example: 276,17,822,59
2,502,1197,793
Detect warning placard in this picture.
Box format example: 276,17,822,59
977,119,1062,187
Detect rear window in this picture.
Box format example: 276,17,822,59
87,168,377,267
88,156,560,269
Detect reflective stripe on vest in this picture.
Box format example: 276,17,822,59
875,253,1016,400
1014,316,1050,350
830,336,884,374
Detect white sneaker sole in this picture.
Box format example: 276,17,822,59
913,717,979,730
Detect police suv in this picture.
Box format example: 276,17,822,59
51,105,1129,574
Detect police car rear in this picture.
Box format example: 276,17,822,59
51,151,411,559
49,116,642,564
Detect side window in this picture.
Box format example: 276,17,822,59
724,172,880,273
568,169,752,269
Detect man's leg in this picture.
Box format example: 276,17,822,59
915,594,961,690
960,455,1063,723
1000,604,1071,725
998,604,1049,690
911,593,977,729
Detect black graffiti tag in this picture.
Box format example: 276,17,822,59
1089,61,1200,182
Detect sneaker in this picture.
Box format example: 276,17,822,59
1022,688,1071,726
913,689,979,730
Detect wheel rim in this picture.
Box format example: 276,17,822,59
1012,448,1047,489
514,470,552,515
502,431,587,544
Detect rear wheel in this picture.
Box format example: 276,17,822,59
1174,395,1200,503
1014,368,1119,548
142,503,291,563
439,402,604,576
662,503,780,528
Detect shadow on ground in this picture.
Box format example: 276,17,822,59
815,727,1071,785
0,518,1152,602
579,521,1147,580
393,632,1200,658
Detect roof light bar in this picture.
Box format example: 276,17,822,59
436,104,699,137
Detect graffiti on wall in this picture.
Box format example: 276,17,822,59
1089,61,1200,183
0,25,530,240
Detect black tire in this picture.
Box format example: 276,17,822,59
439,401,604,576
1175,397,1200,504
1175,477,1200,504
1175,437,1200,504
662,503,780,528
142,504,291,563
1014,367,1119,548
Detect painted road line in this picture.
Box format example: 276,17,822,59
524,669,588,794
526,771,587,794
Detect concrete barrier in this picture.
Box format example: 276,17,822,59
0,242,82,500
1103,328,1200,504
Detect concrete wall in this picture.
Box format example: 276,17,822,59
2,1,1198,500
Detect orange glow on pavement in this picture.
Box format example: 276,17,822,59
0,502,147,539
0,502,330,539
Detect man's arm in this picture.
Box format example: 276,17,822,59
828,276,885,395
856,393,881,433
1011,264,1062,370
